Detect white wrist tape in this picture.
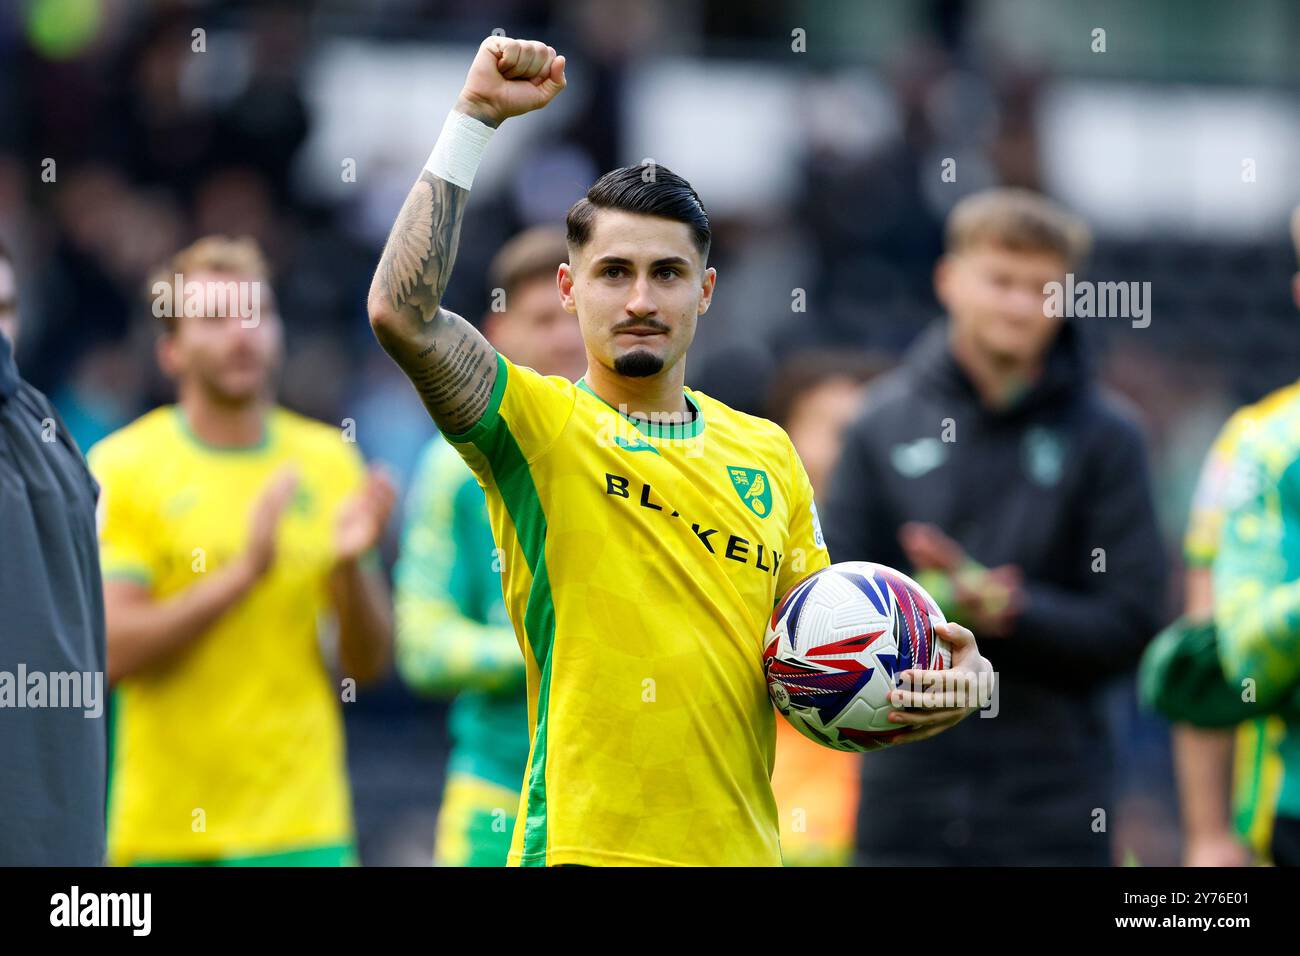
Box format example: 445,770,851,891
423,110,496,190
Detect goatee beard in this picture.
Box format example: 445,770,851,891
613,350,664,378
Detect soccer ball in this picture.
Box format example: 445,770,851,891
764,561,952,752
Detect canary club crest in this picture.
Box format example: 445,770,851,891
728,466,772,518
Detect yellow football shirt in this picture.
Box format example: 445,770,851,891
1185,381,1300,566
1183,380,1300,858
446,353,830,866
88,405,365,864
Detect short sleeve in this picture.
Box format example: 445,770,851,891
1184,415,1239,567
87,441,161,588
441,352,577,487
777,439,832,600
1213,440,1300,704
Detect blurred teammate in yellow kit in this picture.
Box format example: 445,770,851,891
89,237,394,866
1166,207,1300,866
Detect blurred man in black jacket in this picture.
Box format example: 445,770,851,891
824,189,1165,865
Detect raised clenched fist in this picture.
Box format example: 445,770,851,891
456,35,566,127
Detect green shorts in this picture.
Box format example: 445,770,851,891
434,772,517,867
130,842,356,867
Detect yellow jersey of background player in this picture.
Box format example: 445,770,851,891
92,236,394,866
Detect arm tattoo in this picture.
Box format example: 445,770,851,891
370,170,497,434
377,172,467,317
407,324,497,434
379,179,434,311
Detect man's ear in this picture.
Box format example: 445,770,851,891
155,331,180,379
557,262,578,314
697,266,717,316
1292,272,1300,312
933,255,954,311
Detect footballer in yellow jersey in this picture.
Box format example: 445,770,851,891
451,354,828,865
366,36,991,866
1169,223,1300,864
1171,393,1296,865
92,236,394,866
1186,382,1300,567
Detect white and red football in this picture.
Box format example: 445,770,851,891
764,561,952,752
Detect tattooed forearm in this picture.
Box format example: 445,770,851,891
368,169,498,435
375,171,470,322
407,324,497,433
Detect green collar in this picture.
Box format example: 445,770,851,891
173,405,273,453
576,378,705,440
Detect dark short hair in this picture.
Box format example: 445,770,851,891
765,349,891,429
0,235,11,268
566,164,711,259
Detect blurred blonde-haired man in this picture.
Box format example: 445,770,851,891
90,236,394,866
